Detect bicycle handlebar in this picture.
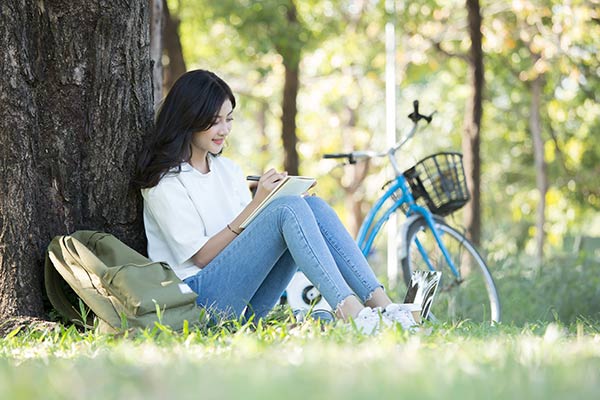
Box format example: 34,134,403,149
323,151,380,164
323,100,435,166
408,100,435,124
322,153,350,159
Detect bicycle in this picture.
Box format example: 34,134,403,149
322,101,501,324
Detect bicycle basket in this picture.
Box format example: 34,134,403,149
402,152,470,216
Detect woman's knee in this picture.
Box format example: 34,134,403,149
270,195,309,211
264,196,314,223
304,195,326,206
304,195,334,215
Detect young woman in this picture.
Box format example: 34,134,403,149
136,69,417,334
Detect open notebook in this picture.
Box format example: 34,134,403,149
240,176,316,228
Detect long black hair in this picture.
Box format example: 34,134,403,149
135,69,236,188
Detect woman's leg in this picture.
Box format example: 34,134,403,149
184,196,358,320
242,251,296,320
303,196,393,309
303,196,419,329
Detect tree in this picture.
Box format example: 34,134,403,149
488,3,551,264
175,0,342,175
203,0,310,175
150,0,164,105
0,1,153,320
463,0,484,246
162,0,187,91
398,0,485,245
278,2,302,175
309,1,388,236
484,0,600,260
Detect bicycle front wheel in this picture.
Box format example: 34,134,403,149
400,216,501,324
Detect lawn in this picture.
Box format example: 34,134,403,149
1,318,599,400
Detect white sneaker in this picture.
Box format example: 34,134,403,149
384,303,420,331
352,307,392,335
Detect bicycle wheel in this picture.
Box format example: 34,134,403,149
400,216,501,324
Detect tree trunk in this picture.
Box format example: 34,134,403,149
341,105,369,237
281,56,300,175
343,160,370,237
150,0,164,107
530,75,547,265
0,1,152,319
162,0,186,92
280,2,301,175
463,0,484,246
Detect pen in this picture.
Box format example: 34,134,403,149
246,175,261,181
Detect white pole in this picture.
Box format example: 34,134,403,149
385,0,398,289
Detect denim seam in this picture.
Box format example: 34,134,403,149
278,203,353,307
316,219,382,299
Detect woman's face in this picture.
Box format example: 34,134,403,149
191,99,233,158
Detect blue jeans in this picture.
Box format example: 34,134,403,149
183,195,383,320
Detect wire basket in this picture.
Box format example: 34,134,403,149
402,152,470,216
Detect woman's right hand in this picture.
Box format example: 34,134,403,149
253,168,287,203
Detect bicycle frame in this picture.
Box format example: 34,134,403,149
325,101,462,282
352,125,468,284
356,173,461,280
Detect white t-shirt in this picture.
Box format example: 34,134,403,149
141,155,252,280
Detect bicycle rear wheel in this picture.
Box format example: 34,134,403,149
400,216,501,324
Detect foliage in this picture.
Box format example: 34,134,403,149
482,0,600,252
1,317,600,399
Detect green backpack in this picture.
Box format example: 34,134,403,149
44,231,204,333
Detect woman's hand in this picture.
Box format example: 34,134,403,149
254,168,287,203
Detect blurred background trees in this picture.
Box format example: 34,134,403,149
160,0,600,323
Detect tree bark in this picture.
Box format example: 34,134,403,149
281,60,300,175
340,105,369,237
343,160,370,237
162,0,186,92
279,2,301,175
150,0,164,107
463,0,484,246
0,1,152,319
530,74,547,265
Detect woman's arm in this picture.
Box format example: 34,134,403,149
190,168,286,268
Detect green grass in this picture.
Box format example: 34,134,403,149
2,317,600,400
490,252,600,325
2,250,598,399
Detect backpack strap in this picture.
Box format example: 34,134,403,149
44,237,94,327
